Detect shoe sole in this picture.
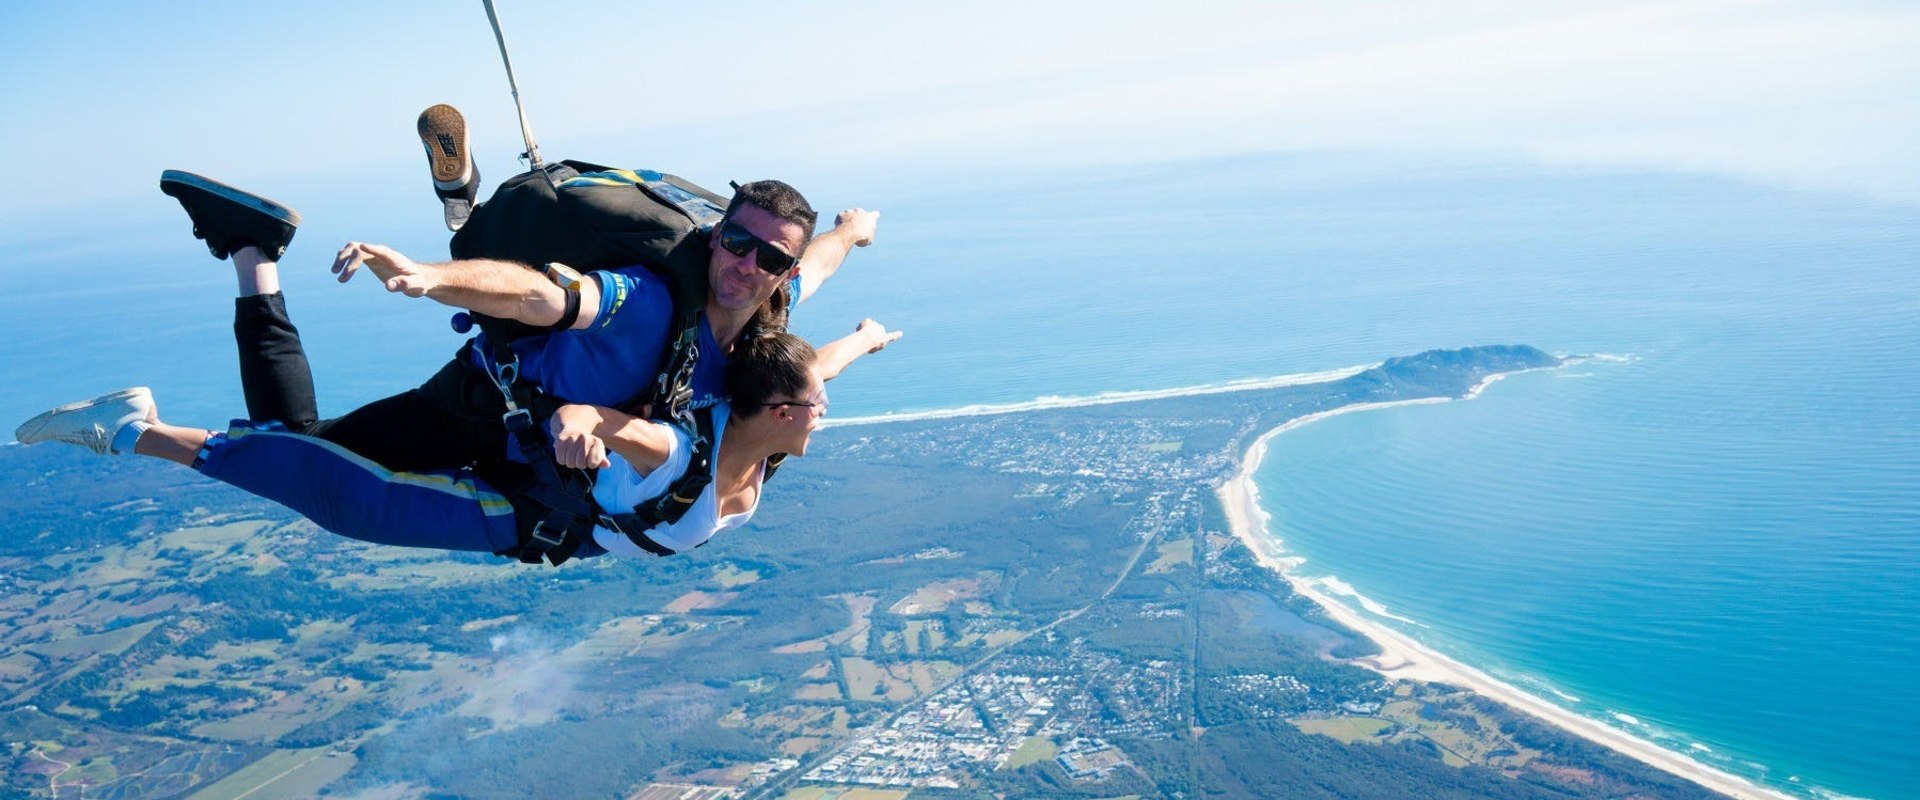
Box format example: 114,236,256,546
158,171,304,227
14,387,151,445
418,104,473,191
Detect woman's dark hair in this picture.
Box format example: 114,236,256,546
727,331,816,418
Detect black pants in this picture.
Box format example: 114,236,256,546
233,293,509,472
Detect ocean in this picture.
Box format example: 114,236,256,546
2,152,1914,798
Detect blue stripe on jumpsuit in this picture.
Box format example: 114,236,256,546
194,420,520,553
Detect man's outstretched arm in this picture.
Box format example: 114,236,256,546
794,209,879,304
331,242,601,329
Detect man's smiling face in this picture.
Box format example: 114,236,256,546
708,202,806,313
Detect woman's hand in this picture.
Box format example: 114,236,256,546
856,318,903,353
815,319,904,381
548,405,611,469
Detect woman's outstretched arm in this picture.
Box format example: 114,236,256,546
813,319,902,381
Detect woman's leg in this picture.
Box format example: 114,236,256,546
19,385,517,555
192,420,518,552
137,416,519,554
132,420,209,466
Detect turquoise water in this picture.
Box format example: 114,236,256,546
1238,176,1918,797
1259,357,1919,799
2,154,1914,797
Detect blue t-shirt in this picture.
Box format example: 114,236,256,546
470,266,730,409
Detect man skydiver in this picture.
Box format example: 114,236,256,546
124,150,874,482
24,152,883,561
14,263,890,561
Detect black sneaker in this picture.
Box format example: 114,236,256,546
417,103,481,232
158,171,302,261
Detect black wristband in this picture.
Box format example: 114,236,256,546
551,288,583,331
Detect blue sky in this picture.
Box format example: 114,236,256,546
2,0,1916,226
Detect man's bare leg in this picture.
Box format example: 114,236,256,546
232,245,279,296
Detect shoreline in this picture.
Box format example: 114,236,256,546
822,364,1373,428
1217,370,1797,800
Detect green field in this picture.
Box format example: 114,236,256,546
713,562,762,588
843,658,915,702
1144,538,1194,574
1292,715,1393,743
1007,736,1058,768
183,747,347,800
27,619,162,660
779,788,909,800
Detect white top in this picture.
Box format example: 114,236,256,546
589,403,762,557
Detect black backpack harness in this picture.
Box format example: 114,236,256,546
448,162,782,565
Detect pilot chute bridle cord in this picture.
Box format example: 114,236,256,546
482,0,545,172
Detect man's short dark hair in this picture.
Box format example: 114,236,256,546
728,180,817,255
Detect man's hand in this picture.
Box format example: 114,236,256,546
856,318,902,353
834,209,880,247
549,406,612,470
332,242,440,297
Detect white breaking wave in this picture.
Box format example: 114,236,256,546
1612,712,1645,726
1313,576,1427,627
823,364,1373,428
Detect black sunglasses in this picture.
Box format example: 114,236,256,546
762,390,828,412
718,220,800,276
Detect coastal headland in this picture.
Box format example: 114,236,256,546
0,344,1790,799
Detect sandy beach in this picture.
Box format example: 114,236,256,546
825,363,1374,428
1217,376,1797,800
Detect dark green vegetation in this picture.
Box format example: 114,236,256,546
1,346,1719,799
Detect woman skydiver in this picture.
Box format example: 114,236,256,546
14,175,898,560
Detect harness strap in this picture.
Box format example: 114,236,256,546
489,351,596,565
624,303,701,417
603,405,717,556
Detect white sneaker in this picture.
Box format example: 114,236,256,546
15,387,155,455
